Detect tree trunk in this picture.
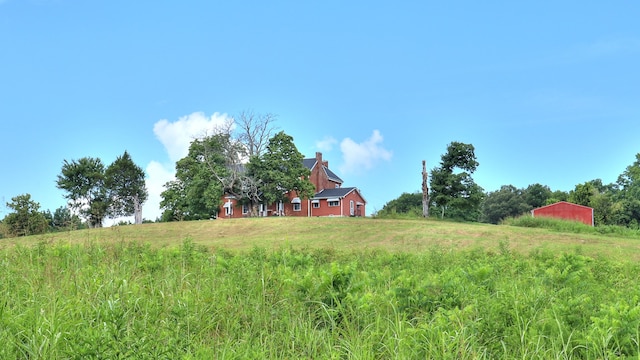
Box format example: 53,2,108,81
134,195,142,224
422,160,429,218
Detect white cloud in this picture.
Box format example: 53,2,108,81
315,136,338,151
141,160,176,222
153,111,232,163
339,130,392,174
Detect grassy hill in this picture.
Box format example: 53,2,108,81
4,217,640,358
5,216,640,261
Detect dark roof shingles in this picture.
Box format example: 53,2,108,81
313,187,356,198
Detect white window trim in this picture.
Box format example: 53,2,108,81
293,203,301,211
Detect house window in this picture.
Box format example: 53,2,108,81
292,197,301,212
242,204,249,215
328,199,339,207
312,201,320,209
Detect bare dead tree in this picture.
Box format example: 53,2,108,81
182,111,279,218
235,110,278,157
133,194,142,224
195,120,264,216
422,160,429,218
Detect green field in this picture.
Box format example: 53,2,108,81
2,217,640,358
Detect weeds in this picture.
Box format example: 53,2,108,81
1,239,639,358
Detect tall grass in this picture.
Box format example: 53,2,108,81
503,215,640,239
2,239,640,358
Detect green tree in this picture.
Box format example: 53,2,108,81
590,191,615,226
200,132,257,207
159,111,279,220
51,206,83,231
2,194,48,237
160,180,189,222
377,192,422,217
105,151,148,224
160,136,227,221
568,179,617,226
430,142,484,220
546,190,569,205
522,183,552,209
614,154,640,228
56,157,108,228
481,185,531,224
248,131,315,210
568,182,598,207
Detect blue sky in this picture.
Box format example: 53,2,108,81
1,1,639,222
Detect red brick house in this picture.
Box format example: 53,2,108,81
218,152,366,218
531,201,594,226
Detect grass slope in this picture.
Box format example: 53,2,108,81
5,217,640,261
3,218,640,358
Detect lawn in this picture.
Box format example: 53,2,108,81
5,216,640,261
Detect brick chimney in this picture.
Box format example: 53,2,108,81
316,151,329,169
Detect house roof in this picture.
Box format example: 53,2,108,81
323,167,343,183
302,158,317,170
532,201,594,212
303,157,344,184
313,187,365,203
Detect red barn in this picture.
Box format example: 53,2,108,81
531,201,594,226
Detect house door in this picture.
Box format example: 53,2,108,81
350,200,354,216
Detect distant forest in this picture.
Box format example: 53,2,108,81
377,142,640,229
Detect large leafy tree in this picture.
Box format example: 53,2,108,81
105,151,148,224
568,179,618,226
248,131,315,208
159,111,280,220
159,180,188,222
568,181,599,208
522,183,552,209
160,135,228,221
2,194,48,237
481,185,531,224
200,132,256,202
430,141,484,221
56,157,107,228
613,153,640,227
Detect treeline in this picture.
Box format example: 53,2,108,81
377,142,640,229
0,195,85,238
0,111,316,237
0,151,147,238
